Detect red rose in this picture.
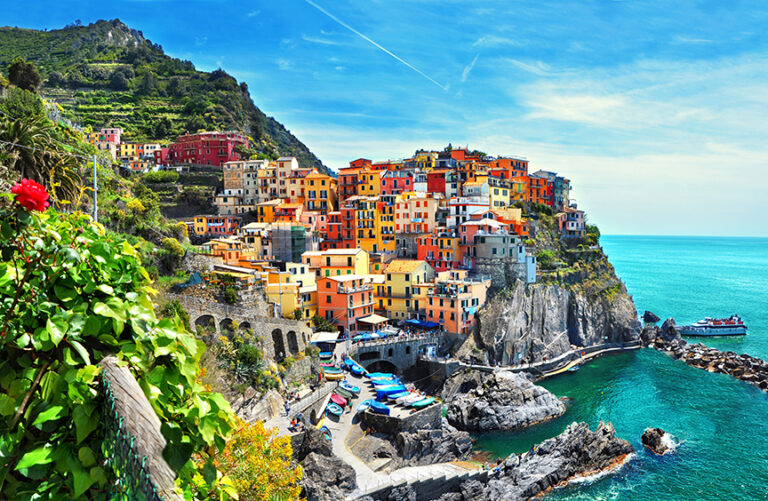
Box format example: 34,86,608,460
11,179,50,212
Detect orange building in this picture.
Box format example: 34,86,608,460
528,175,553,206
317,275,377,334
424,272,491,336
417,231,462,272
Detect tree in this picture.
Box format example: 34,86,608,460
109,70,129,90
7,58,42,92
45,71,66,88
537,249,557,270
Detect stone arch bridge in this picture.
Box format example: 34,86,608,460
351,334,443,374
165,293,311,362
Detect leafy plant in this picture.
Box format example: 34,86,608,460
0,203,237,499
222,287,238,305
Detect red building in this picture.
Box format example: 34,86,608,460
427,170,450,195
380,170,413,196
338,166,362,203
158,131,249,167
417,231,462,272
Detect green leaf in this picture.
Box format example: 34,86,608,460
72,464,95,498
46,318,66,347
77,447,96,468
73,404,98,444
32,405,66,426
54,285,78,302
0,394,15,416
15,446,54,470
68,340,91,365
97,284,113,295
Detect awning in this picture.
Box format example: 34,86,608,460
311,331,341,343
358,314,389,325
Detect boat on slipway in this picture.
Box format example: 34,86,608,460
680,315,748,336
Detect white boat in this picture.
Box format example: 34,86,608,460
396,394,423,406
680,315,747,336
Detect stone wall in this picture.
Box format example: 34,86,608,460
361,403,442,434
474,257,528,290
283,355,313,386
354,335,444,373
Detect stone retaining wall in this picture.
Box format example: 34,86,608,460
361,403,442,435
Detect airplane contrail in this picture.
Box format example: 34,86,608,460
305,0,448,91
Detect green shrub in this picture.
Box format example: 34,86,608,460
237,344,263,366
537,249,557,270
144,170,180,183
223,287,238,304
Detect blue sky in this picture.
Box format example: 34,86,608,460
5,1,768,236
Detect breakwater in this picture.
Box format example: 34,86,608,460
651,337,768,392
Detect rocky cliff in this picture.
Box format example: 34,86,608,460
444,370,565,432
464,260,640,365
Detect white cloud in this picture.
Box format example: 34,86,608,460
194,36,207,46
247,9,261,17
461,54,479,83
674,35,713,44
302,33,341,45
504,58,558,77
276,58,294,71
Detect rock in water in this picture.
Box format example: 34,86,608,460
641,427,670,455
643,310,661,323
659,318,681,342
445,370,565,432
438,422,634,501
300,452,357,501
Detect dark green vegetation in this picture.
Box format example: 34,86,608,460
0,19,325,170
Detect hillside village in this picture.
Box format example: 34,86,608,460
94,123,589,338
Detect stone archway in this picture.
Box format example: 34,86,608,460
365,360,399,374
358,351,380,362
220,318,236,337
287,330,299,355
239,321,252,334
195,315,216,334
272,329,286,361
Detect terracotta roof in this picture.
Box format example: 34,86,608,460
384,260,426,274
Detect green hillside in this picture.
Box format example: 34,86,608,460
0,19,326,170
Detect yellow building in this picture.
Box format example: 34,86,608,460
264,262,317,323
304,170,338,214
490,185,511,208
378,260,435,320
118,142,139,161
302,248,370,278
254,199,282,223
412,150,438,171
357,169,382,197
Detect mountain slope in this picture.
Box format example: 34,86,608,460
0,19,326,170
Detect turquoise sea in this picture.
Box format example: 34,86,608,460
475,236,768,500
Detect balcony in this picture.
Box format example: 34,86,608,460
338,285,374,294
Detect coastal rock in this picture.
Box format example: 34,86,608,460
641,427,670,455
395,419,473,466
293,426,333,462
640,325,660,345
659,318,680,342
643,310,661,323
468,279,641,365
441,422,634,501
300,451,357,501
445,370,565,432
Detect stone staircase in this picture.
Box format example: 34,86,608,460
351,462,491,500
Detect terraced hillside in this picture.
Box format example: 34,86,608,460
0,19,327,171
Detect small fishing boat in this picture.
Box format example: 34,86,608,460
335,387,355,400
320,425,332,440
319,351,334,359
387,391,410,400
319,362,335,367
371,378,401,387
376,385,407,400
366,372,394,379
369,400,390,415
324,372,344,381
330,393,348,408
411,397,435,409
567,366,579,372
323,366,343,374
339,381,361,396
344,357,367,376
357,399,373,413
396,393,421,405
326,403,343,416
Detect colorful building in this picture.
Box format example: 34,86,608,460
193,215,241,237
378,260,435,320
417,231,462,272
302,248,370,278
161,131,248,167
317,275,376,334
424,273,491,336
